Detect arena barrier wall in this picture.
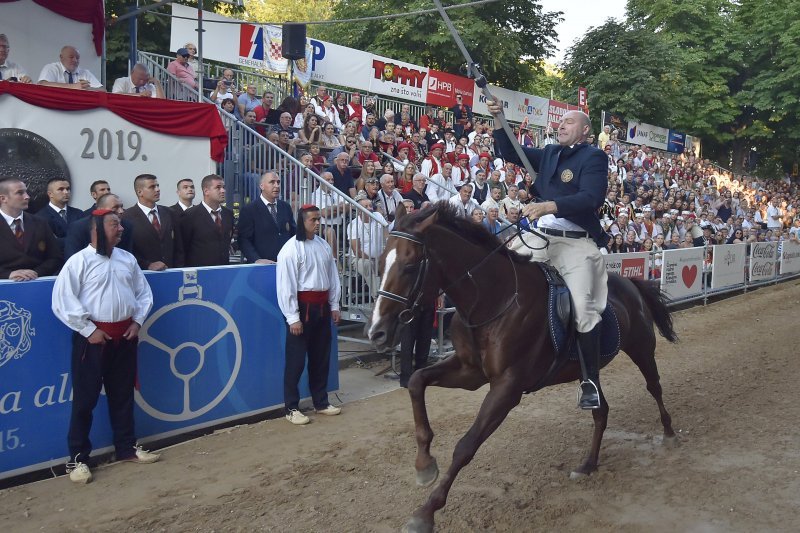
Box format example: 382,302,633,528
0,264,338,480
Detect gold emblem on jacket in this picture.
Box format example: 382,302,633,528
561,169,574,183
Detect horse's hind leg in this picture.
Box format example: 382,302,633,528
404,376,523,533
572,389,609,477
629,338,676,441
407,352,487,488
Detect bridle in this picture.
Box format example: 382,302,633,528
377,226,534,329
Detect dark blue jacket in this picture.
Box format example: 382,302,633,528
493,130,609,247
237,198,296,262
64,216,134,260
35,204,83,248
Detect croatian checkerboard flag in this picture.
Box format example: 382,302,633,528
263,25,288,74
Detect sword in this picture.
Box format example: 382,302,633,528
431,0,539,185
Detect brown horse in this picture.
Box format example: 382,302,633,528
367,203,678,533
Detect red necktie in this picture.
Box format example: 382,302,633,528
150,209,161,234
13,218,23,245
214,210,222,232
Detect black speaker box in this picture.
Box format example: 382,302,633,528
282,23,307,60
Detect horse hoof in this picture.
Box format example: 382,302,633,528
402,516,434,533
569,470,589,480
663,435,680,448
415,459,439,487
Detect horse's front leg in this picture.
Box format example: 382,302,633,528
407,354,487,487
404,374,523,533
572,390,609,477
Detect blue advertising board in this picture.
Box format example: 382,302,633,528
667,130,686,154
0,265,338,479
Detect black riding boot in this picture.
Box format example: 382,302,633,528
577,324,601,410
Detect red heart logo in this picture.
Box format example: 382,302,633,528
681,265,698,287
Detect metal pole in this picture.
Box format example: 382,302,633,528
197,0,204,102
128,3,138,71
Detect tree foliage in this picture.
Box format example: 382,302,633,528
315,0,562,89
240,0,333,38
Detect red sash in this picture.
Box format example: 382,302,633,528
92,318,133,341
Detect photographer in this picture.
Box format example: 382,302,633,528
210,69,237,107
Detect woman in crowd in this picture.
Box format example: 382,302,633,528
277,97,301,124
623,230,641,253
294,102,316,130
381,161,397,181
299,114,322,145
609,233,625,253
355,160,377,192
398,162,417,194
319,122,342,150
338,121,357,147
471,208,485,225
184,42,201,75
367,127,381,153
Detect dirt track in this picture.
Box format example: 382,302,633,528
1,281,799,532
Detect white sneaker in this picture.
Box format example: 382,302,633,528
286,409,310,425
66,461,92,484
315,405,342,416
120,445,160,464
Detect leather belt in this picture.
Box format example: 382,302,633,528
538,227,591,239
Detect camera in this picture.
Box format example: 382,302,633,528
223,79,232,86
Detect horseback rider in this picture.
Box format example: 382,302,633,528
487,101,609,410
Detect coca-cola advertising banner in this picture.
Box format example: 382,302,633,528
710,243,746,289
660,248,705,300
780,240,800,275
426,69,474,108
749,242,778,282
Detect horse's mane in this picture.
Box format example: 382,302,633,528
397,201,530,264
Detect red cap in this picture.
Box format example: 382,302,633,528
91,208,114,216
397,142,413,151
300,203,318,210
431,142,445,151
457,153,470,161
479,152,491,160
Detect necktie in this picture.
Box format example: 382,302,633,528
67,71,74,84
268,203,277,222
135,86,141,94
0,69,4,81
150,209,161,234
13,218,23,245
59,209,67,222
213,209,222,232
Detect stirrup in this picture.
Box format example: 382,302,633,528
577,379,600,410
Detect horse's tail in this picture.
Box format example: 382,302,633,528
629,278,679,343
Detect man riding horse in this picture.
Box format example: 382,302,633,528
487,101,609,410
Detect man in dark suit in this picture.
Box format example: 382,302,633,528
81,180,111,217
170,178,195,218
121,174,183,271
237,171,295,264
403,173,430,210
36,178,83,248
490,103,609,410
449,94,473,139
0,177,62,280
64,193,133,259
181,174,234,267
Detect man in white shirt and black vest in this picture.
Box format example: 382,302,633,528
52,208,159,484
277,204,342,425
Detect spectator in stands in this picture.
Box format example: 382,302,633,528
182,42,201,74
237,172,295,264
499,185,521,218
397,162,417,194
122,174,183,271
609,233,624,253
0,34,31,82
276,129,297,157
427,163,456,203
312,171,345,260
83,180,111,216
37,178,82,249
0,177,62,280
333,92,348,125
420,142,445,178
65,193,133,260
219,98,237,131
293,102,316,129
311,85,328,108
327,151,356,199
355,140,380,167
483,206,503,235
209,70,236,106
471,169,490,205
338,121,357,147
449,183,479,218
347,192,387,294
404,173,430,210
299,114,322,145
481,185,502,212
361,113,378,140
277,204,342,426
471,207,485,224
39,45,104,91
236,83,261,117
355,160,377,191
164,48,196,89
112,63,164,98
450,94,473,139
451,153,470,187
180,174,234,267
376,173,404,222
376,108,395,132
170,179,195,217
253,91,280,136
347,93,367,131
319,121,342,151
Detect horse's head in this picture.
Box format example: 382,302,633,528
367,204,439,352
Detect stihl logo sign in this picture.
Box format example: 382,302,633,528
621,258,646,279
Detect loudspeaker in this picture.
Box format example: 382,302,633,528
282,23,307,60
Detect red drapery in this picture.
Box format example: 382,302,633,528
0,83,228,162
0,0,105,56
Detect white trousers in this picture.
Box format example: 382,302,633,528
510,231,608,333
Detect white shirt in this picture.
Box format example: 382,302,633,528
451,166,469,187
0,60,28,80
347,212,386,258
276,235,341,325
426,173,456,203
1,208,23,232
311,185,343,226
111,76,158,97
376,188,404,219
767,204,782,229
449,195,480,217
138,202,160,224
481,198,499,211
537,214,585,232
52,245,153,338
420,156,441,178
38,61,102,88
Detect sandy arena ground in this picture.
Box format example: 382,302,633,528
1,281,799,532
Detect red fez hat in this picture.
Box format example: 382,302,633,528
92,208,114,217
457,153,470,161
431,142,445,151
397,141,413,151
479,152,491,160
300,204,318,210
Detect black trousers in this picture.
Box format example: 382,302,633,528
68,332,138,463
283,302,332,413
399,304,435,387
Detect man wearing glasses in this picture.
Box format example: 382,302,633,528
327,152,356,199
0,34,31,82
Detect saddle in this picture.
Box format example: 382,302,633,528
536,262,621,363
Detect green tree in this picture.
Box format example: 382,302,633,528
241,0,332,38
560,20,687,132
316,0,562,90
